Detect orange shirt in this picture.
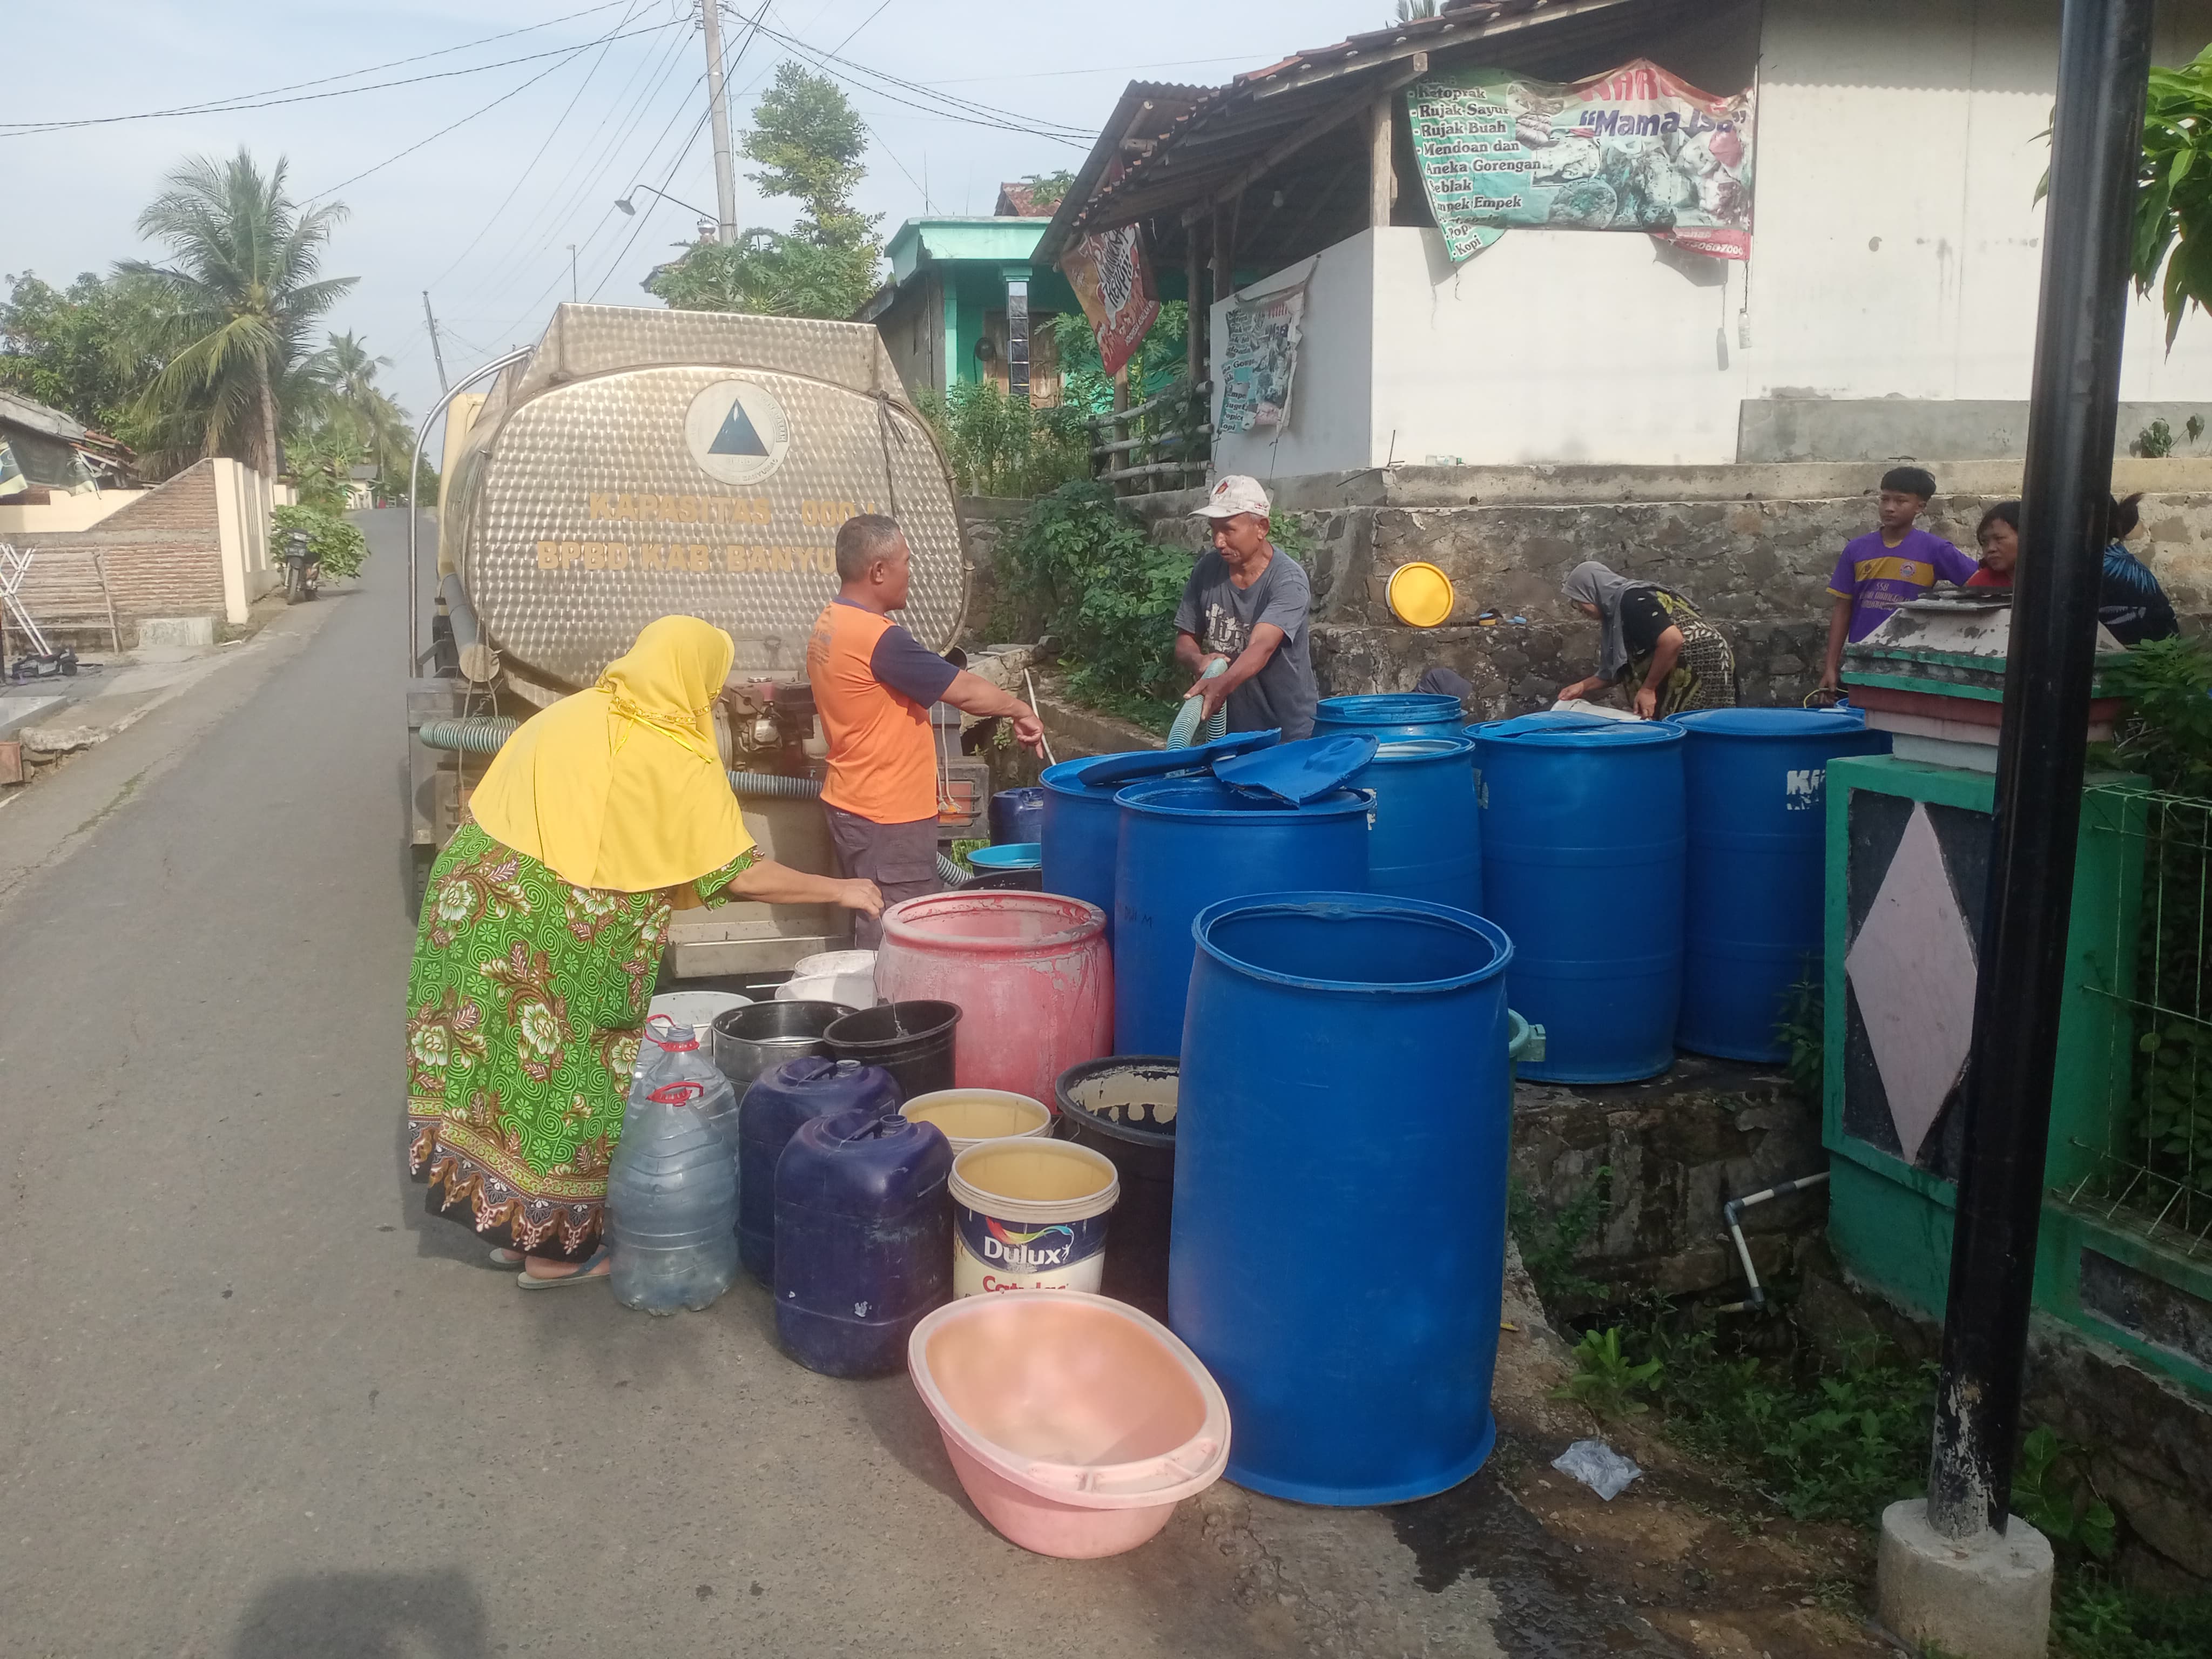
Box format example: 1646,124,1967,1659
806,600,940,824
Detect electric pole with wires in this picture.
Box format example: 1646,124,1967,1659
698,0,739,244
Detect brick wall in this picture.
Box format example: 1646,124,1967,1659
9,461,226,642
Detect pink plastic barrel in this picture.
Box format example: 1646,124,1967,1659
875,892,1112,1107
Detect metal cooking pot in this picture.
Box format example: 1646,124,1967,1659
710,999,857,1092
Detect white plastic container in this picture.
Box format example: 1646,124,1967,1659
948,1137,1119,1297
648,990,750,1046
786,949,877,1010
900,1089,1054,1155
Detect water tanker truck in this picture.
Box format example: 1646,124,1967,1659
405,304,981,977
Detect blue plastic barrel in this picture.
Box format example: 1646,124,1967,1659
775,1106,952,1377
1040,754,1162,943
1112,779,1372,1056
989,785,1046,846
1313,693,1465,741
1350,736,1481,912
1172,893,1514,1504
1671,709,1891,1061
1471,718,1686,1083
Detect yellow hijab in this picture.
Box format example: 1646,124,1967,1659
471,616,754,894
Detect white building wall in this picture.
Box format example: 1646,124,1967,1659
1212,0,2212,478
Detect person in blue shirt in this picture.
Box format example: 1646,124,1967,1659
2099,493,2179,646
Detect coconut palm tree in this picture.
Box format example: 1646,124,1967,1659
117,149,355,477
305,329,412,478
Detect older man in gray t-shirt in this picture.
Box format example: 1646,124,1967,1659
1172,474,1319,740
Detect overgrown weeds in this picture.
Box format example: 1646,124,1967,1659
915,381,1091,498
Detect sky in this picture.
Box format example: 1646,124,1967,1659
3,0,1379,430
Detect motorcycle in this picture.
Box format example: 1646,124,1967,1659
281,526,321,604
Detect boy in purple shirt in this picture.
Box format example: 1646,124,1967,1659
1818,466,1979,694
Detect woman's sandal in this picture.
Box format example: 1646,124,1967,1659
515,1245,611,1289
489,1247,524,1267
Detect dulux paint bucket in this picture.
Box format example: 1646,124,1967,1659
900,1089,1055,1155
948,1138,1119,1297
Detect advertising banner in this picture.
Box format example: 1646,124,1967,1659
1216,281,1306,435
1407,58,1755,262
1062,221,1162,380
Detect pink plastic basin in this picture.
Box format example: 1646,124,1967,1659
875,892,1112,1105
907,1289,1230,1559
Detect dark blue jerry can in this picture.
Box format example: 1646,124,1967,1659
738,1057,901,1285
774,1107,953,1377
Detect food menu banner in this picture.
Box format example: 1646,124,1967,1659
1407,58,1755,262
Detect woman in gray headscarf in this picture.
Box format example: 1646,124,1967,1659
1558,561,1737,718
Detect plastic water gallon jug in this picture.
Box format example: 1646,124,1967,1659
738,1056,902,1285
630,1014,739,1157
606,1057,741,1315
774,1107,954,1377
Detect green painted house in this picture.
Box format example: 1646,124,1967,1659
856,206,1081,406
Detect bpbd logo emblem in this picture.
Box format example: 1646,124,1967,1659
956,1209,1105,1273
684,377,791,485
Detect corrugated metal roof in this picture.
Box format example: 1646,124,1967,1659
1036,0,1705,267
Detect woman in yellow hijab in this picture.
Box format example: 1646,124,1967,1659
405,617,881,1286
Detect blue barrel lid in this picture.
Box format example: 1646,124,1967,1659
1115,777,1373,820
1471,717,1683,749
1069,727,1278,787
1671,708,1868,739
1467,710,1622,739
1315,693,1463,726
1041,753,1159,800
1365,734,1476,764
1212,733,1379,803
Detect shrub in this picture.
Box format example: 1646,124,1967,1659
273,503,368,579
1003,481,1195,729
915,381,1091,499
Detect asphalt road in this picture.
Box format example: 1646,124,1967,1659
0,511,1562,1658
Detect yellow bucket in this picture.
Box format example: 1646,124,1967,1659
900,1089,1054,1155
1387,562,1456,628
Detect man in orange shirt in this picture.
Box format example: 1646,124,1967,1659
806,514,1045,946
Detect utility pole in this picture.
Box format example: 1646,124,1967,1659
421,291,449,394
1877,4,2154,1655
699,0,739,245
568,245,579,302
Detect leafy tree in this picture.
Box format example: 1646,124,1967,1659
1053,301,1190,414
117,149,355,478
645,64,881,320
1016,171,1074,212
295,330,413,484
0,272,164,436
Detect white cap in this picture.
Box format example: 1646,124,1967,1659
1193,474,1271,519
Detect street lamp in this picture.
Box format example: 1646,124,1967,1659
614,184,718,221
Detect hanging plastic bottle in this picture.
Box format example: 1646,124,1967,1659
607,1018,741,1314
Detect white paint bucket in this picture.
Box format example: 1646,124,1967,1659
648,990,750,1045
949,1138,1119,1297
900,1089,1054,1156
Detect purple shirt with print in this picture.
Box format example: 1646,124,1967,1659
1827,527,1979,641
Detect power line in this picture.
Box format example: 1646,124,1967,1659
0,16,684,136
424,1,652,289
457,22,697,307
828,0,896,55
744,17,1094,138
0,2,636,132
311,37,637,199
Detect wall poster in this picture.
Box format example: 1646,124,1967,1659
1216,281,1306,434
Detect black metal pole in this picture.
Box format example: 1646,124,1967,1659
1927,0,2155,1540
